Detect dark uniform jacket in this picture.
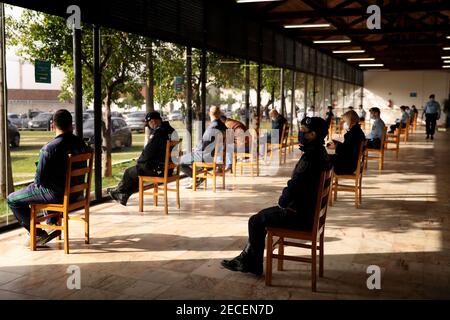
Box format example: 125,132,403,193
271,115,288,143
136,121,175,176
278,140,332,230
35,132,90,196
332,123,366,175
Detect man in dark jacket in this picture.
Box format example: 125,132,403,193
221,117,332,276
181,106,227,188
108,111,176,206
268,109,287,143
7,109,90,246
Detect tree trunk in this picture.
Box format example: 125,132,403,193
145,44,154,145
102,91,113,177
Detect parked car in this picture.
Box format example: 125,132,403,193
111,111,123,118
28,112,54,130
8,120,20,148
168,110,183,121
83,117,132,148
71,112,92,127
125,111,147,132
7,113,22,129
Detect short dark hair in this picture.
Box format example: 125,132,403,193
301,117,328,142
369,107,380,115
53,109,73,131
429,94,435,99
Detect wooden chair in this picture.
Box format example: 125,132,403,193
193,138,226,192
399,119,410,142
265,123,288,165
384,126,400,159
364,126,387,171
330,141,366,209
265,168,333,292
410,113,418,134
232,134,258,177
30,152,93,254
138,139,182,215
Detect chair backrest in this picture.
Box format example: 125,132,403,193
164,139,182,178
355,140,366,178
62,152,93,212
311,168,333,238
281,123,288,145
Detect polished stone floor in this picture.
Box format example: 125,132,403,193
0,128,449,300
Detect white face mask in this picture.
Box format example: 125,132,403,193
344,122,350,131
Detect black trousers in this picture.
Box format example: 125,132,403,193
7,183,61,233
247,206,311,267
425,113,438,136
116,166,159,196
367,138,381,149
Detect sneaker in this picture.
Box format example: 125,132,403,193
108,189,129,206
24,230,52,247
185,178,205,189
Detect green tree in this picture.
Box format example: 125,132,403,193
8,10,149,176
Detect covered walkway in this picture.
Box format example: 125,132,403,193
0,128,448,299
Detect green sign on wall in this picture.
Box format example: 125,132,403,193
34,60,51,83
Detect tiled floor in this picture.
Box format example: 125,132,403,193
0,128,449,299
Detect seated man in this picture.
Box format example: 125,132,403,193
366,107,386,149
181,105,227,188
108,111,175,206
7,109,90,246
267,109,288,144
389,106,409,133
221,117,331,275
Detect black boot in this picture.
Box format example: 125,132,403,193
221,243,263,276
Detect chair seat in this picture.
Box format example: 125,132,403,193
267,226,314,241
334,173,357,179
140,174,179,183
194,162,224,168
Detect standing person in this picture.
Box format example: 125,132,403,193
325,106,334,129
107,111,176,205
366,107,385,149
327,110,366,175
422,94,441,140
221,117,331,275
7,109,90,246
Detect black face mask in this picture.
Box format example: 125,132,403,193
298,131,308,145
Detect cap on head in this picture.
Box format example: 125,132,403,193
301,117,328,141
145,111,162,122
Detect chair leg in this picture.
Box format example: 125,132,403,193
355,183,359,209
359,177,363,205
333,178,338,201
176,178,180,209
64,212,69,254
85,206,89,244
319,233,324,277
222,168,226,189
30,206,36,251
265,232,273,286
213,167,217,192
154,183,158,206
277,237,284,271
164,183,168,215
139,177,144,212
57,215,62,240
193,163,197,191
311,242,317,292
233,153,237,177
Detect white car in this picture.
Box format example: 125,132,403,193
168,110,183,121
